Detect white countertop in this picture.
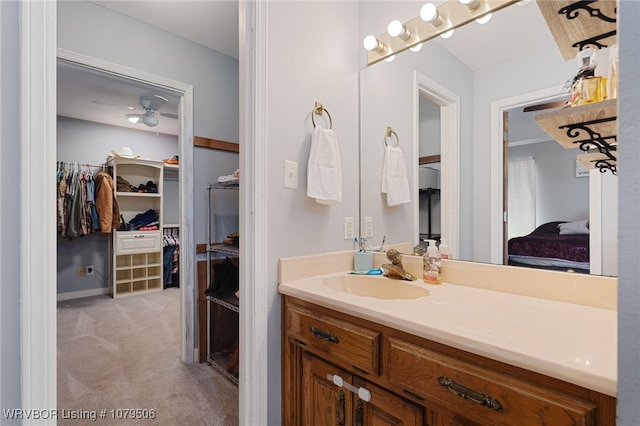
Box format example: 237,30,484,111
279,272,617,397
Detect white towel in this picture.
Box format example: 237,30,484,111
381,145,411,206
307,126,342,204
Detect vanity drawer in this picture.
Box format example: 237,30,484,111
384,337,596,426
115,231,161,254
285,303,380,375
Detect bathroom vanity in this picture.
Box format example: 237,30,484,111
279,253,617,425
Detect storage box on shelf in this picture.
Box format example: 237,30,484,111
109,157,164,298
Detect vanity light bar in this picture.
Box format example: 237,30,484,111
367,0,520,65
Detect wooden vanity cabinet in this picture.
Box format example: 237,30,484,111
302,353,425,426
282,296,616,426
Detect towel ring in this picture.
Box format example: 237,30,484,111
312,102,333,129
384,126,399,147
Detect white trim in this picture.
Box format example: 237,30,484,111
239,0,268,422
489,87,564,264
21,1,58,421
414,71,460,258
56,288,110,302
56,48,196,364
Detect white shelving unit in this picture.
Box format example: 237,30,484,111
110,157,164,298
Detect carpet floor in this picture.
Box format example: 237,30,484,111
57,288,239,425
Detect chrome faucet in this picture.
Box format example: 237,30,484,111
380,249,417,281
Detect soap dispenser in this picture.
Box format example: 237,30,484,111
439,238,450,259
423,239,442,285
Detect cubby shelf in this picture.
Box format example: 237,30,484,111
109,157,165,297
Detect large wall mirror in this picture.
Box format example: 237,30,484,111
358,0,618,277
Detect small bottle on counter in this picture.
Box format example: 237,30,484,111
423,239,441,285
439,238,450,259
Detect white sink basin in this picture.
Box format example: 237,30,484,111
321,275,430,300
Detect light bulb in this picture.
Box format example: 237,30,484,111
459,0,480,7
476,13,492,24
384,55,396,63
420,3,442,25
388,20,405,37
410,43,423,52
440,29,455,39
363,35,379,51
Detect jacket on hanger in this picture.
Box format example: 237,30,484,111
94,171,120,233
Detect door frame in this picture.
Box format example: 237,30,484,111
414,71,460,257
20,1,269,423
489,86,568,264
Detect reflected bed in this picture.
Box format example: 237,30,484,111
508,221,590,273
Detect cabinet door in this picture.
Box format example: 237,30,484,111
302,353,353,426
353,378,423,426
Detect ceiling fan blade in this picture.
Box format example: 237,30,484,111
522,100,568,112
159,112,179,120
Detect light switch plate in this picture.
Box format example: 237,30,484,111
284,160,298,189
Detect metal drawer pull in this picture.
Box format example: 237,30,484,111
310,326,340,344
438,376,503,412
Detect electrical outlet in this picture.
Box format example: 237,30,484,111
77,266,85,277
86,265,94,276
365,216,374,238
344,217,354,240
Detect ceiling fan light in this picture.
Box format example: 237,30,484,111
126,114,142,124
142,112,159,127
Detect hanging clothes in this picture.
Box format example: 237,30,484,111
95,171,120,233
163,227,180,288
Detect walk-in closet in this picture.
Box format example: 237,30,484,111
55,57,240,425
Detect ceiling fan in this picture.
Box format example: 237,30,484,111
126,95,178,127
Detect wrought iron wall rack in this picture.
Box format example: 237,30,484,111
534,99,617,174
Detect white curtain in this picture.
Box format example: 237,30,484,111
508,157,536,238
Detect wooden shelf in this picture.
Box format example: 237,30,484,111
535,99,617,173
536,0,618,61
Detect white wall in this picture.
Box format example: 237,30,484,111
618,1,640,423
0,1,22,421
265,2,360,423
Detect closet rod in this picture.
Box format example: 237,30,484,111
57,161,112,169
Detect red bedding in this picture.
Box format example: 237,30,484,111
508,221,589,263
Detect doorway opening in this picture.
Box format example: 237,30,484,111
57,48,195,361
414,71,460,257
